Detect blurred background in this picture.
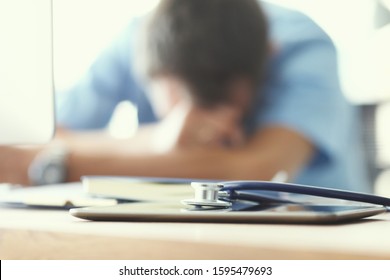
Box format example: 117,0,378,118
52,0,390,194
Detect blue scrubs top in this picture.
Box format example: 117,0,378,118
56,2,370,192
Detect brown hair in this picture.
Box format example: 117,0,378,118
139,0,269,107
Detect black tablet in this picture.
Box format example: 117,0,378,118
70,202,387,224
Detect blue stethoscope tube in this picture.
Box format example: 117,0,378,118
219,181,390,207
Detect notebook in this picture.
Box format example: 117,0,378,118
0,183,117,209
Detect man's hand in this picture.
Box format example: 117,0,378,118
0,146,39,185
151,101,246,153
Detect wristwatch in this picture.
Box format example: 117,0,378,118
28,144,69,185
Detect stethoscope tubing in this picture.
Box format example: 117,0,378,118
219,181,390,207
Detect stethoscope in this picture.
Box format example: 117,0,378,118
182,181,390,210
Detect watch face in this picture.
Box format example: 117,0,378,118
42,162,66,185
28,145,69,185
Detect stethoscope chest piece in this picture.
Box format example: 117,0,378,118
181,182,232,208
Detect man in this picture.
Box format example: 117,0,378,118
0,0,370,192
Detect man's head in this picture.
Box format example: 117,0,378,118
139,0,269,111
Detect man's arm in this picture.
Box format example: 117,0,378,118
64,125,313,182
0,92,314,186
56,20,152,130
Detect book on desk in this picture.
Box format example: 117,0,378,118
82,176,195,202
0,176,197,209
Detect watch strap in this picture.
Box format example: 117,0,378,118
28,144,69,185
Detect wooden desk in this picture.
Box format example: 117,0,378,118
1,206,390,260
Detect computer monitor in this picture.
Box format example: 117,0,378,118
0,0,54,145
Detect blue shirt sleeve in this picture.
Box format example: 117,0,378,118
254,3,370,191
56,20,156,130
257,8,346,165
